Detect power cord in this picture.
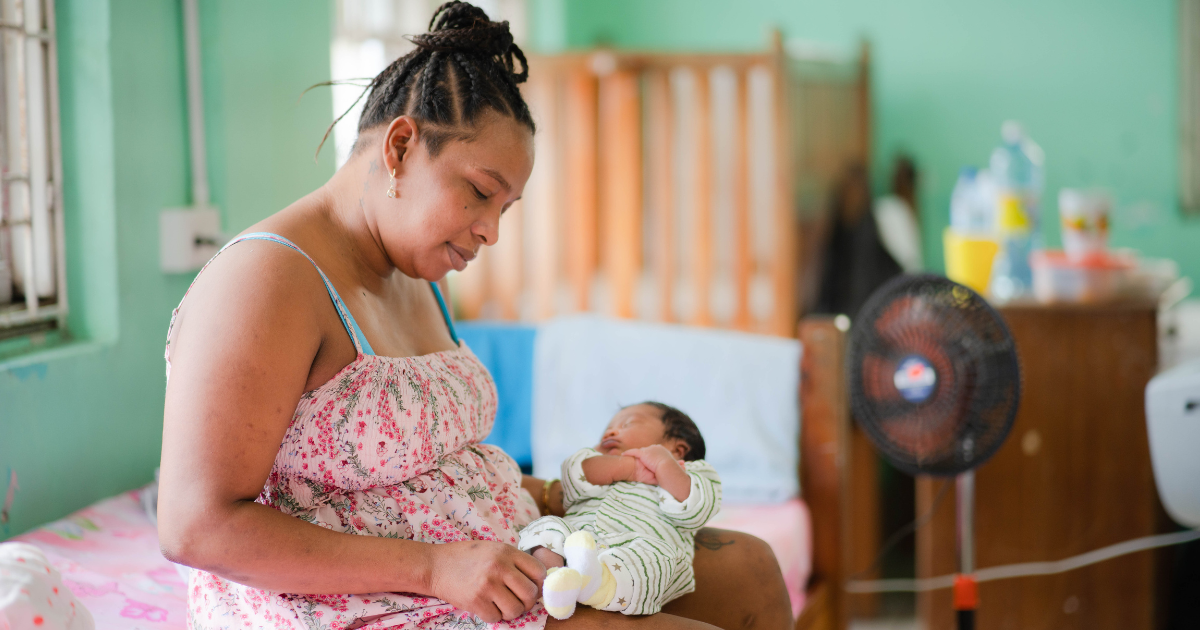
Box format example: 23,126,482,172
846,528,1200,593
848,478,952,581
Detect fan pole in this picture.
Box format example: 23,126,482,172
954,471,978,630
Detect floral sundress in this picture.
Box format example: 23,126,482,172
165,233,546,630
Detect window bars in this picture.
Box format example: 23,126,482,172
0,0,65,336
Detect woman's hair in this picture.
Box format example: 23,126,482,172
346,1,535,158
637,401,706,462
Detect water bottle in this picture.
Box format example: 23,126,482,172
988,121,1044,301
950,167,997,234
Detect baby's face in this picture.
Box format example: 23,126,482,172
597,404,669,456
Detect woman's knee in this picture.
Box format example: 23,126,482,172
663,528,792,630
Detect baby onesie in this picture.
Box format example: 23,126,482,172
518,448,722,615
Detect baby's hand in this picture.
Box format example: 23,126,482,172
624,445,682,481
622,450,660,485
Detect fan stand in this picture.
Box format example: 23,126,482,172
954,471,978,630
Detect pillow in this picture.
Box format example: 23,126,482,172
531,316,801,503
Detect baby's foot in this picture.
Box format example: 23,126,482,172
563,531,614,608
542,567,583,619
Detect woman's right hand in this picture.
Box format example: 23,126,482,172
429,540,546,622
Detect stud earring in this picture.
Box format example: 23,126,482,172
387,168,398,199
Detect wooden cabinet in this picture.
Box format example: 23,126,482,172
915,303,1171,630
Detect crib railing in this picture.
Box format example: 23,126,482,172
451,33,869,338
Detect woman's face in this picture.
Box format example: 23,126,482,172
374,112,534,280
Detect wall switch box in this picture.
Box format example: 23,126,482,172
160,207,224,273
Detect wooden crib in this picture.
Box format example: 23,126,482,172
450,32,871,339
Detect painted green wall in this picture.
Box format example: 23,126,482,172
554,0,1200,280
0,0,335,537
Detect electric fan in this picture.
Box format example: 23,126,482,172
847,274,1021,630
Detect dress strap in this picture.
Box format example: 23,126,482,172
430,281,460,346
166,232,373,357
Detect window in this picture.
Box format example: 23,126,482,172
330,0,528,167
0,0,64,339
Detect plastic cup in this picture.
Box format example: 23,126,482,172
1058,189,1111,260
943,227,1000,295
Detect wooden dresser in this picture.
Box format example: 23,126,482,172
915,302,1172,630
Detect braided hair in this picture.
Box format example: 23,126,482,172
347,1,534,158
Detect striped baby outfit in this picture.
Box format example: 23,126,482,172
519,448,722,615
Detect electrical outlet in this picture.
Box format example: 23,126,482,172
159,207,224,273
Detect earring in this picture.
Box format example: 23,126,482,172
387,168,398,199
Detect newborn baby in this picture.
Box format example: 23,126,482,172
518,402,721,619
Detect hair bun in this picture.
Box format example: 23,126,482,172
409,1,527,82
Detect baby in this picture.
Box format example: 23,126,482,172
518,402,721,619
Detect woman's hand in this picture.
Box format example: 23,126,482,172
530,546,565,569
429,540,546,622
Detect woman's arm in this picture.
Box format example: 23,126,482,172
521,475,565,517
158,245,541,622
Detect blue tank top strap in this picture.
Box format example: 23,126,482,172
227,232,374,356
430,281,460,346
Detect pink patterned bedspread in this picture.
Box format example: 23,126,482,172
12,490,811,626
707,499,811,618
12,489,187,629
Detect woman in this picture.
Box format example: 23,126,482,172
158,3,791,629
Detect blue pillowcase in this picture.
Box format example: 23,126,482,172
456,322,536,473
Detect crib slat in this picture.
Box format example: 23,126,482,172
493,198,523,320
526,75,559,320
769,31,797,337
564,70,598,312
690,67,713,327
599,70,642,319
733,69,752,331
647,70,675,322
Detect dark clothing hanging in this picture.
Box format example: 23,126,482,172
814,209,903,319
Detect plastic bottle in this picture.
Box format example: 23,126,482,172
987,121,1044,301
950,167,997,234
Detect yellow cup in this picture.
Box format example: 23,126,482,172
943,228,999,295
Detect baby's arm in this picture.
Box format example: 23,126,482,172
624,446,691,501
580,454,658,486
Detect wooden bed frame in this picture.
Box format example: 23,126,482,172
450,33,876,629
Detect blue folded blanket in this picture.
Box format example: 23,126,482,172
456,322,536,472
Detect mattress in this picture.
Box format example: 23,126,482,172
11,490,186,629
12,489,810,626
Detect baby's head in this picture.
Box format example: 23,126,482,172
597,402,706,462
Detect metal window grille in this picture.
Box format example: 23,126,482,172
0,0,65,338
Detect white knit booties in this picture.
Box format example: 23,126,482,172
541,531,616,619
542,567,583,619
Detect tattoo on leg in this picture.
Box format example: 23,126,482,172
694,529,735,551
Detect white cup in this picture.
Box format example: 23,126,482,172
1058,188,1111,260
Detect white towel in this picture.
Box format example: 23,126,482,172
532,316,801,503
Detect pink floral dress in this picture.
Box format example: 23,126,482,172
165,233,546,630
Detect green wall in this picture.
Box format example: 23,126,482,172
552,0,1200,280
0,0,334,537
